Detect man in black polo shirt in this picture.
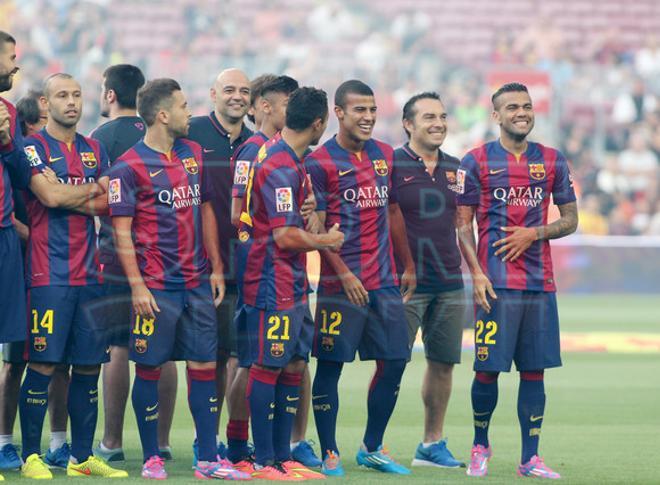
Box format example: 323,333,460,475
187,68,252,461
92,64,178,463
393,92,466,470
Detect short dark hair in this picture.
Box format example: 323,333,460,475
247,73,277,124
103,64,145,109
491,82,529,108
286,87,328,131
137,78,181,126
42,73,76,98
402,91,442,138
0,31,16,48
260,75,299,99
334,80,373,108
16,89,44,136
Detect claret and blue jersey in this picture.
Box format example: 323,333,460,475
456,140,576,292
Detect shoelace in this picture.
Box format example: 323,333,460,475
146,456,165,469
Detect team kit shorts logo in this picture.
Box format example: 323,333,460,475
343,184,388,209
477,345,489,361
34,336,47,352
81,151,97,169
24,145,42,167
135,338,147,354
529,163,546,180
158,183,201,209
181,157,199,174
271,342,284,357
321,336,334,351
108,178,121,204
234,160,250,186
493,186,544,207
276,187,293,212
372,159,388,176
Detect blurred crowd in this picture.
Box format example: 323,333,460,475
3,0,659,235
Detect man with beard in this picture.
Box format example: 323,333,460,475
457,83,578,479
19,73,126,479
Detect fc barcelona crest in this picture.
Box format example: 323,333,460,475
81,152,97,169
321,336,334,352
34,337,47,352
477,346,489,361
529,163,545,180
135,338,148,354
372,159,388,176
270,342,284,358
182,157,199,174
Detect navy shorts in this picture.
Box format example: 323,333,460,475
26,285,109,365
128,282,218,367
99,283,132,347
241,302,312,369
473,289,562,372
0,227,27,343
216,290,239,359
2,340,26,364
312,287,410,362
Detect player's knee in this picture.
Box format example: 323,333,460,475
29,362,56,376
520,370,544,381
135,364,161,381
284,358,306,375
378,359,406,382
72,364,101,375
3,361,26,380
187,360,216,371
475,371,499,384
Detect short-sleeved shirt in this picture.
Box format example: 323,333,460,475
188,112,252,288
393,143,463,293
456,140,576,292
91,116,146,281
0,97,31,228
108,139,214,290
23,129,109,287
231,131,269,198
305,136,399,294
238,138,309,310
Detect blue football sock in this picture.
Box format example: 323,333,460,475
248,366,279,466
68,372,100,462
312,360,342,458
132,365,161,462
518,371,546,463
19,367,52,460
363,359,406,452
273,371,303,462
187,367,219,462
472,372,499,448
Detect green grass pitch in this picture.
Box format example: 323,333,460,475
8,294,660,483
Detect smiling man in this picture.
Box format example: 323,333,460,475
456,83,578,480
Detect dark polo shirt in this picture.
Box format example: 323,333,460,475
188,111,252,290
393,143,464,293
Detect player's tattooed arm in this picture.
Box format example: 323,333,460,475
535,201,578,240
388,203,416,302
202,201,225,307
456,205,497,313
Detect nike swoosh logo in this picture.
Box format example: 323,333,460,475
203,148,214,153
312,394,328,400
146,404,158,412
269,402,275,409
89,389,98,395
403,176,414,182
210,397,218,403
49,156,63,162
27,390,47,395
489,169,506,175
338,169,354,176
286,396,299,402
149,169,164,177
530,415,544,422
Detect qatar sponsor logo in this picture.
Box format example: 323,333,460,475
343,184,388,209
158,183,201,209
492,186,544,207
57,175,97,186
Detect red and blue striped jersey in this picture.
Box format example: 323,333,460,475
108,139,214,290
305,136,399,294
0,97,31,228
231,131,269,198
23,129,109,287
238,138,309,310
456,140,576,292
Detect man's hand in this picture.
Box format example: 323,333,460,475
324,223,344,252
472,272,497,313
300,192,317,220
305,211,323,234
400,266,416,303
132,283,160,319
41,166,59,184
339,271,369,307
492,226,537,262
210,271,226,307
0,103,11,145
